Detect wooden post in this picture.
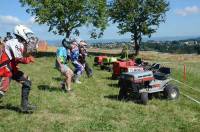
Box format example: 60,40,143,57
183,64,186,81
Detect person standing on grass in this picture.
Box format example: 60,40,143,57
78,40,93,77
0,25,38,113
69,38,84,84
56,39,73,92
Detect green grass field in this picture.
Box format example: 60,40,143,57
0,52,199,132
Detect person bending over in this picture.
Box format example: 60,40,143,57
0,25,38,113
56,39,74,92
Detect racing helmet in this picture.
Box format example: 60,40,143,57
62,38,71,48
79,40,87,46
14,24,38,53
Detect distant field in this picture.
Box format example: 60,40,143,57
0,49,199,132
45,46,200,62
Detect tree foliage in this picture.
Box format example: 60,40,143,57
109,0,169,55
19,0,108,38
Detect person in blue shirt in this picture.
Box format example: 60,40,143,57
56,39,73,92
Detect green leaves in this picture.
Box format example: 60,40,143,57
20,0,169,47
20,0,108,38
109,0,169,55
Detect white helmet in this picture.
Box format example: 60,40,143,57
14,24,38,53
79,40,87,46
14,25,33,42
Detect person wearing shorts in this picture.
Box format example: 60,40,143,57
56,43,73,92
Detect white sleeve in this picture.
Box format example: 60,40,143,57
5,39,24,60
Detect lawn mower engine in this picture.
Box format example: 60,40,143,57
93,56,108,66
112,59,143,79
118,67,179,105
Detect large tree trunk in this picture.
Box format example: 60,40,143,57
133,35,140,56
65,30,71,38
135,42,140,56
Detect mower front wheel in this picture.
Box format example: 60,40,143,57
112,74,118,80
108,67,112,72
140,92,148,105
118,88,127,100
100,65,104,70
164,85,179,100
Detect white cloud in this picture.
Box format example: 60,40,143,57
0,15,21,25
27,16,36,25
175,6,200,16
0,15,38,37
0,15,37,27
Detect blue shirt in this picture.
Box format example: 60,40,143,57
56,47,68,64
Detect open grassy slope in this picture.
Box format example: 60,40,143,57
0,51,199,132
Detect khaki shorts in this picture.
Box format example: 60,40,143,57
59,64,72,75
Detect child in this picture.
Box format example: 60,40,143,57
79,40,93,77
56,39,73,92
70,39,84,84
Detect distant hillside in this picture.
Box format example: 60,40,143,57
47,36,200,46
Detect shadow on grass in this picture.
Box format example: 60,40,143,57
107,83,119,88
104,95,140,104
105,93,166,105
104,95,119,101
52,77,63,82
0,103,21,113
38,85,63,92
34,52,55,58
102,76,116,80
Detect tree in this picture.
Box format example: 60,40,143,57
19,0,108,38
109,0,169,55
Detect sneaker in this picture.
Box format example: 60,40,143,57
21,103,37,113
0,91,4,99
66,89,73,93
75,80,82,84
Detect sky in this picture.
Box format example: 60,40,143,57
0,0,200,41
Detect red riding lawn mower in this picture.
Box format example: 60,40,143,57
93,56,108,66
112,59,144,79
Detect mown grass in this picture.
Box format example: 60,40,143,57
0,52,199,132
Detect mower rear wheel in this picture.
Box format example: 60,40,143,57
140,92,148,105
164,85,179,100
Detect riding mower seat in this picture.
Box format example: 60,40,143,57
153,67,171,80
154,72,167,80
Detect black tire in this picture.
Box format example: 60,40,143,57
140,92,148,105
118,80,121,88
164,84,179,100
100,65,104,70
108,67,112,72
112,74,117,80
148,93,153,100
118,88,127,100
